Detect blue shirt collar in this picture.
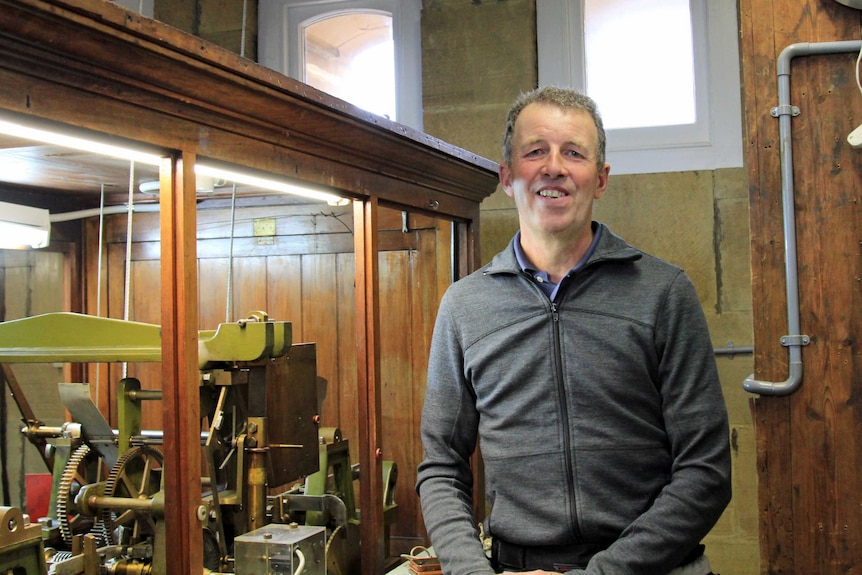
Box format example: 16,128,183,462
513,224,603,300
513,223,603,275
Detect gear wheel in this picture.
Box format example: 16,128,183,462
56,444,108,545
98,445,164,546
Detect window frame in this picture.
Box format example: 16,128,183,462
537,0,743,175
258,0,423,131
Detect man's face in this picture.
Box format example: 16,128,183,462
499,103,609,242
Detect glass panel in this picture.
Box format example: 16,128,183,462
302,11,396,120
0,249,69,510
584,0,696,130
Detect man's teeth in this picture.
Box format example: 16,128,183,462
539,189,563,198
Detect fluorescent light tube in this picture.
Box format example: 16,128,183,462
0,119,163,166
195,164,349,205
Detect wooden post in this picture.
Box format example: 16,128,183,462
159,154,203,575
740,1,862,572
354,197,385,575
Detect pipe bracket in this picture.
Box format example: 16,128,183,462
771,105,800,117
780,334,810,347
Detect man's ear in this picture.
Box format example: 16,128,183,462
499,162,515,198
594,162,610,200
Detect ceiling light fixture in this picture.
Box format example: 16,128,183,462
195,163,350,206
0,118,163,166
0,201,50,249
138,174,224,195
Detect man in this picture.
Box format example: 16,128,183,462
416,86,731,575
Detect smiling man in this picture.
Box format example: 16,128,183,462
416,87,732,575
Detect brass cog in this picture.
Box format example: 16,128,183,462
56,444,108,545
98,446,164,546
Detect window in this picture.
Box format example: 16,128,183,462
302,11,395,120
258,0,422,131
537,0,743,174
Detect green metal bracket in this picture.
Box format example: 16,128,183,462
118,378,143,455
0,313,162,363
0,506,47,575
0,312,292,368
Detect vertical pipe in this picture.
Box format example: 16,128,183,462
245,417,268,533
744,40,862,395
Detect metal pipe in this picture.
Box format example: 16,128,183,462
87,494,155,511
130,429,209,445
49,203,160,222
744,40,862,396
245,417,268,532
714,345,753,357
126,389,163,401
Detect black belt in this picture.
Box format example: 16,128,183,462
490,539,705,573
490,539,601,572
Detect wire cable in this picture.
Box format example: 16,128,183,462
240,0,248,58
225,182,238,323
293,548,306,575
122,161,135,379
95,184,106,403
856,43,861,97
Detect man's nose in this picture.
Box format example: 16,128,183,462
543,149,567,177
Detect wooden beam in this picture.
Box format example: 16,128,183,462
159,154,203,575
0,0,498,216
354,197,385,575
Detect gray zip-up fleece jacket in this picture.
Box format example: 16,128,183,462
416,224,731,575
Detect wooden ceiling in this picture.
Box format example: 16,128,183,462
0,133,158,194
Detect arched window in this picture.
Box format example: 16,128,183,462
259,0,422,130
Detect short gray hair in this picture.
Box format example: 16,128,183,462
501,86,606,168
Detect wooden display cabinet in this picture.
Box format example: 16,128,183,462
0,1,498,573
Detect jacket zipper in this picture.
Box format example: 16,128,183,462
551,301,583,544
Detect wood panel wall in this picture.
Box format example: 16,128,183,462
739,1,862,572
83,200,451,556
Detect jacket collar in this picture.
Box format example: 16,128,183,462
483,222,642,276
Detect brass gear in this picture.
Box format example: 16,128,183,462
56,444,108,545
98,446,164,546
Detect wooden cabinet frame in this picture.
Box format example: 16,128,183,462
0,1,498,573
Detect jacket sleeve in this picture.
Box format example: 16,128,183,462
574,270,733,575
415,292,495,575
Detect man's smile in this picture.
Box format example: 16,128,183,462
538,188,567,198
